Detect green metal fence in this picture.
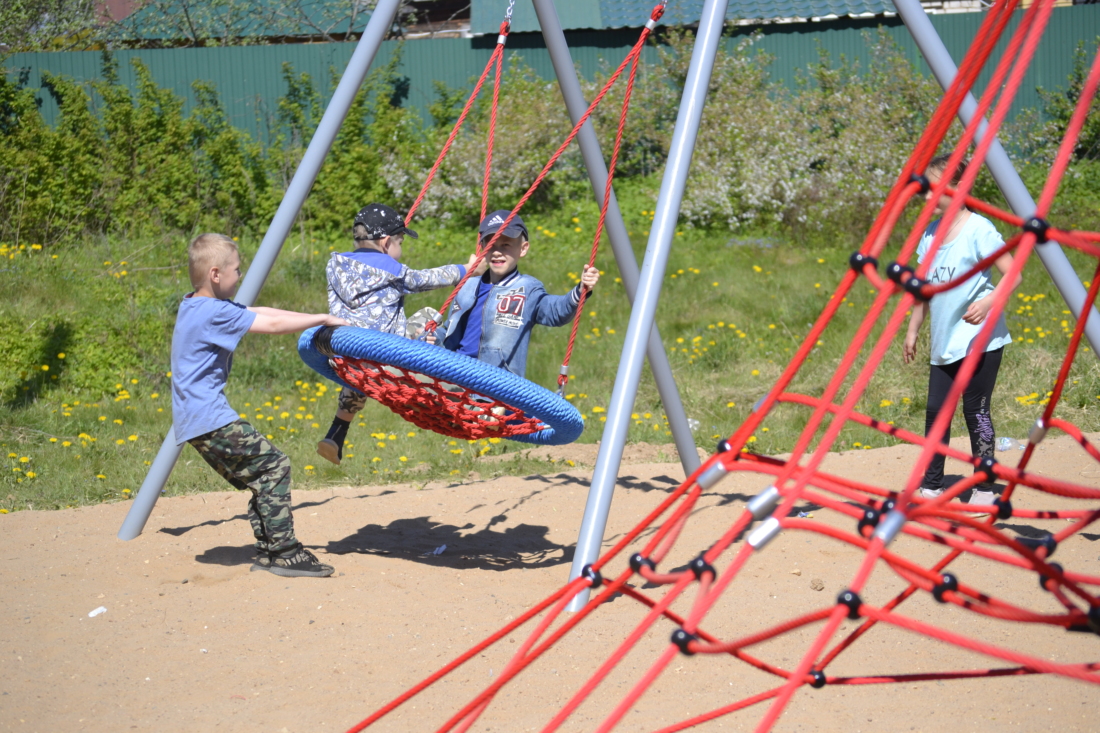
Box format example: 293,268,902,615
5,6,1098,139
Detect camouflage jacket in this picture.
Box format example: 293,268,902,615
326,251,465,335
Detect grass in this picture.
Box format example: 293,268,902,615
3,179,1100,512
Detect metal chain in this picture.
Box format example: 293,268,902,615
504,0,516,20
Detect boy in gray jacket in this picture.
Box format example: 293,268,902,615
317,203,483,465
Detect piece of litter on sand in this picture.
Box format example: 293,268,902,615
997,437,1025,451
797,512,814,519
88,606,106,618
790,569,802,576
201,649,208,653
425,544,446,556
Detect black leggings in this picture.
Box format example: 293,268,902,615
922,347,1003,490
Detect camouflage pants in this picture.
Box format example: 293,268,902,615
189,420,298,554
337,386,368,415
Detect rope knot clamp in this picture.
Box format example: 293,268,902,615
932,573,958,603
747,485,781,520
629,553,656,574
697,461,728,490
748,516,781,550
1068,605,1100,634
837,589,863,620
872,509,907,546
993,497,1013,520
1028,417,1048,445
976,456,997,483
717,438,732,454
809,670,827,688
857,508,881,537
910,172,931,194
670,628,697,655
689,556,717,581
879,498,897,513
580,564,603,588
1023,216,1051,244
1038,561,1063,592
1020,533,1057,559
848,251,878,273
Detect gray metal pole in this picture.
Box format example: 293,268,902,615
532,0,700,477
893,0,1100,353
566,0,730,610
118,0,403,541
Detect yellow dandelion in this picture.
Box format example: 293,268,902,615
128,434,138,441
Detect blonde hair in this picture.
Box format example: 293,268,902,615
188,233,238,288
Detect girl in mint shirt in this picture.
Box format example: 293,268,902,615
903,155,1021,505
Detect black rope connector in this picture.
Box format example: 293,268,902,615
1023,216,1051,244
910,172,931,194
690,556,717,581
994,497,1013,520
932,573,959,603
880,498,897,514
1067,605,1100,635
809,670,827,688
976,456,998,483
629,553,656,574
1020,533,1058,559
671,628,697,655
313,326,338,357
857,508,881,537
1039,562,1064,592
580,564,603,588
886,263,930,301
848,251,879,273
717,439,732,454
837,589,863,620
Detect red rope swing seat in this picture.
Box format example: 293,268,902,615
299,2,665,444
341,0,1100,729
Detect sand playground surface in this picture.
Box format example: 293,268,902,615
3,436,1099,732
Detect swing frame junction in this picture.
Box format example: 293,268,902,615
119,0,1100,624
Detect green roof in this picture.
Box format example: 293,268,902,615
472,0,892,34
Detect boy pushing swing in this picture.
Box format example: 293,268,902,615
172,233,347,578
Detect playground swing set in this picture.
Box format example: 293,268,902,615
297,0,665,446
117,0,1100,727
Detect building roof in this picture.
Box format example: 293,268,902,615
471,0,893,34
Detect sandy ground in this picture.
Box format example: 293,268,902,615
2,436,1099,733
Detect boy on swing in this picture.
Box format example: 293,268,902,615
434,210,599,378
317,203,485,465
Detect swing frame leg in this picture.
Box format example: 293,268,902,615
894,0,1100,354
117,0,404,541
564,0,731,611
533,0,700,479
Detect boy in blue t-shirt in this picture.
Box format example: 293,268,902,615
172,233,348,577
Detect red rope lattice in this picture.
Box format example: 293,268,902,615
345,1,1100,731
333,356,545,440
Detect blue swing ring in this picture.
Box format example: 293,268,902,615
298,326,585,445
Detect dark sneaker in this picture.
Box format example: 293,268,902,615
317,438,342,465
263,544,334,578
250,552,272,572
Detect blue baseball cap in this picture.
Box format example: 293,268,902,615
479,210,528,240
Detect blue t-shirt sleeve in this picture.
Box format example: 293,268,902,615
206,300,256,351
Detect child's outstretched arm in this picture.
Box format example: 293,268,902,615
248,307,348,335
400,256,487,295
533,265,601,327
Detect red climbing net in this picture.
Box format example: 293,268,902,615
345,0,1100,729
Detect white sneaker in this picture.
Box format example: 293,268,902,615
968,489,997,506
316,438,341,465
920,487,944,499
